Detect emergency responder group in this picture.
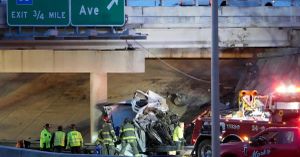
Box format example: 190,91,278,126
39,123,83,154
95,118,185,156
39,119,185,155
96,118,141,156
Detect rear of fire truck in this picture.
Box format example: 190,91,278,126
191,84,300,157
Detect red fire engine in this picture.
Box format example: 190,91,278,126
191,84,300,157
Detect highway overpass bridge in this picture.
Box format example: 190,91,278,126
0,4,299,141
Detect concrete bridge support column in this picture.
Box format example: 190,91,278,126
90,73,107,142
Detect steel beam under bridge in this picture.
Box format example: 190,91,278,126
0,27,298,49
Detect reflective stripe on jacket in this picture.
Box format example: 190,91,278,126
67,131,83,147
54,131,66,146
120,123,136,140
40,129,52,148
99,123,117,145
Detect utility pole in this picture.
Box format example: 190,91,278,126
211,0,220,157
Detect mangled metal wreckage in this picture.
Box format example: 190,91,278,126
99,90,180,154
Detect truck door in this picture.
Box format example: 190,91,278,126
266,130,298,156
247,130,297,157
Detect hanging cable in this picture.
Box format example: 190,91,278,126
133,40,211,84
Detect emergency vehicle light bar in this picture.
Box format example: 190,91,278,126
276,85,300,93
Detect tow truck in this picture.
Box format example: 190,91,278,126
191,84,300,157
221,127,300,157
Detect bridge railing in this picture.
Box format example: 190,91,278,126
127,6,300,28
125,0,202,6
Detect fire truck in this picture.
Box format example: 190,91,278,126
191,84,300,157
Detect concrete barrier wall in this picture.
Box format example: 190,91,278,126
0,145,112,157
0,146,175,157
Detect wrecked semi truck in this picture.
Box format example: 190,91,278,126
191,84,300,157
99,90,180,155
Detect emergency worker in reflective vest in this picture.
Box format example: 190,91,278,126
119,118,141,157
97,121,117,155
52,125,66,153
173,122,184,155
40,123,52,151
66,124,83,154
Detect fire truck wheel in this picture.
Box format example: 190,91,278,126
197,139,211,157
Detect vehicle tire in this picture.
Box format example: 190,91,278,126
168,93,186,107
223,136,241,143
173,95,186,107
147,127,163,145
265,2,272,6
222,154,237,157
227,139,240,143
220,1,226,6
197,139,212,157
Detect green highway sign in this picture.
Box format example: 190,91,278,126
7,0,125,27
7,0,70,26
71,0,125,26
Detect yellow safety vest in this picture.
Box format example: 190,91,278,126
40,129,52,148
173,126,183,142
54,131,66,147
67,131,83,147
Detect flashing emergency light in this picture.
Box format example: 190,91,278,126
243,136,249,141
275,84,300,93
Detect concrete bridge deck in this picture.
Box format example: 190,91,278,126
0,6,300,49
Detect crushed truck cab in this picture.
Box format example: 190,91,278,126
221,127,300,157
99,90,181,155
